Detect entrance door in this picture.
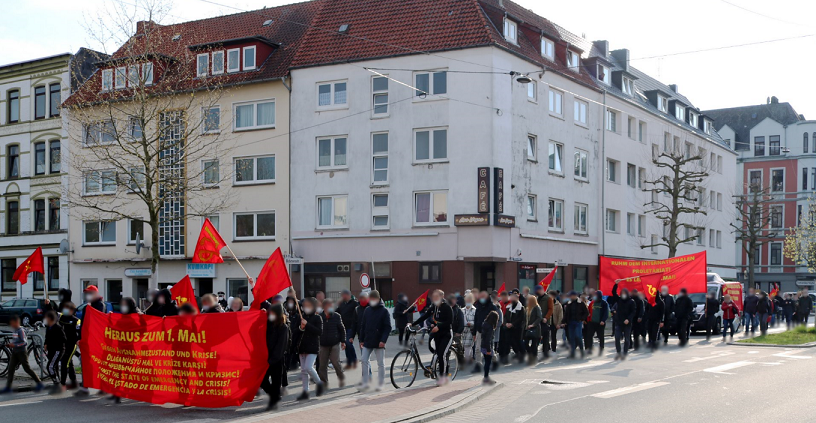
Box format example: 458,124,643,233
375,279,392,302
107,279,123,303
305,275,325,299
133,279,149,302
479,264,496,292
197,278,213,296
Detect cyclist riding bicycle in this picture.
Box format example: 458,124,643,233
411,289,454,386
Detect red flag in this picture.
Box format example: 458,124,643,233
537,268,556,291
413,289,430,312
192,218,227,263
615,273,662,306
13,247,44,285
497,282,506,295
171,275,198,309
251,248,292,310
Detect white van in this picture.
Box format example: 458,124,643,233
689,273,742,334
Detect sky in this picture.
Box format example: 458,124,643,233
2,0,814,118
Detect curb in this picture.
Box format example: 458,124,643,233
377,382,503,423
728,341,816,348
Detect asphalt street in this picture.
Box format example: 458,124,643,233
1,326,814,422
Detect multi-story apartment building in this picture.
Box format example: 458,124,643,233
706,99,815,292
0,50,98,300
288,0,737,301
63,4,317,306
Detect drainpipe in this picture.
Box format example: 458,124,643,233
601,90,607,256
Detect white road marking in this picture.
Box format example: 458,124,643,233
591,381,670,399
773,350,811,360
0,400,42,407
703,361,754,374
747,351,759,354
761,361,783,366
683,352,735,363
536,360,611,372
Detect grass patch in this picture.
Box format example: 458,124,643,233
737,326,816,345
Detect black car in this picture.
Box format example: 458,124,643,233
76,302,119,319
0,298,50,326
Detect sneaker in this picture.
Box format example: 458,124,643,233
74,388,90,397
50,385,65,395
374,384,384,392
339,379,345,388
357,383,369,392
471,363,482,373
296,391,309,401
0,387,11,394
316,383,325,397
34,383,45,393
266,401,279,411
482,377,496,385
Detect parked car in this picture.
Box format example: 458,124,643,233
76,301,120,319
0,298,50,326
689,273,742,334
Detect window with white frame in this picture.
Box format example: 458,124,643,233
696,228,705,245
227,48,240,73
318,81,347,107
527,135,537,161
709,229,716,247
234,99,275,130
415,71,447,96
527,195,537,221
317,196,348,228
770,205,783,229
717,156,723,173
637,215,645,237
115,67,126,89
414,128,447,162
549,89,563,115
606,109,617,132
317,136,347,169
650,235,658,253
657,95,668,112
771,169,784,192
372,194,389,229
235,155,275,184
606,159,618,182
627,213,636,236
414,191,447,225
127,65,140,87
704,120,712,134
527,80,537,101
204,214,220,232
203,159,219,186
597,64,610,84
548,199,563,231
203,106,220,134
574,203,588,234
84,221,116,245
243,46,256,70
83,120,115,146
101,69,113,91
573,99,587,125
628,117,636,139
541,38,554,60
605,209,618,232
197,53,209,77
717,193,722,211
372,77,389,115
143,62,153,85
128,117,142,140
622,76,634,95
675,105,685,121
638,168,645,189
84,170,116,195
627,163,636,188
566,50,579,70
716,231,722,248
212,51,224,75
548,141,563,173
574,149,588,180
688,111,698,128
503,19,517,43
770,242,782,267
128,166,145,191
235,211,276,239
638,121,645,142
128,219,144,245
372,132,388,184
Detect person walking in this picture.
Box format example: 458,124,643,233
501,292,526,364
296,298,324,400
1,315,44,393
756,291,772,335
414,290,454,386
585,290,609,356
43,310,66,393
630,289,645,351
462,294,476,365
674,288,694,347
393,293,414,347
480,310,499,385
261,303,289,410
549,291,563,353
318,298,346,389
796,290,813,327
449,294,465,364
535,285,554,359
561,291,588,359
659,286,675,345
704,292,720,340
58,302,80,389
359,290,391,391
720,295,739,341
336,290,359,369
783,294,795,329
472,291,497,373
612,288,636,360
646,293,665,350
743,288,759,334
74,285,105,397
523,295,542,365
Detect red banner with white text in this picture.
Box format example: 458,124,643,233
79,307,267,407
599,251,707,295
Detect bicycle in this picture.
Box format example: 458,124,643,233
0,323,47,378
390,326,459,389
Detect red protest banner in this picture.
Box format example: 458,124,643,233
79,307,267,407
722,282,743,312
600,251,707,295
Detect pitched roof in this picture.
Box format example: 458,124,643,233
702,101,802,150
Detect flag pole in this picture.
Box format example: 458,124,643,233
224,244,252,280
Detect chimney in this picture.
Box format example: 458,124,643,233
135,20,156,35
498,0,504,7
611,48,629,71
771,96,779,104
668,84,678,93
592,40,609,57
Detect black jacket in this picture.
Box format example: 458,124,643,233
354,304,368,339
632,297,645,320
266,323,290,364
503,301,526,337
451,305,465,335
45,323,66,352
201,303,225,313
646,295,665,322
57,288,73,312
337,299,359,332
393,300,414,326
783,299,795,314
416,302,454,333
613,297,636,326
796,295,813,315
473,300,497,332
756,297,772,314
58,314,80,347
144,289,177,317
562,300,589,324
744,295,760,314
480,323,495,351
674,295,694,320
297,313,323,354
319,312,346,346
359,303,392,349
705,298,720,317
661,294,675,321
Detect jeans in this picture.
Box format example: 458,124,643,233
743,312,757,332
567,321,584,356
758,312,769,333
722,318,735,338
361,347,385,387
614,324,632,355
482,351,493,378
584,322,604,350
299,354,321,393
318,344,344,384
705,314,718,338
677,318,690,345
345,328,357,364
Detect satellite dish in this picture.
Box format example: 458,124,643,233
135,233,142,254
59,239,71,254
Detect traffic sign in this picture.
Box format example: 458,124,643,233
360,273,371,289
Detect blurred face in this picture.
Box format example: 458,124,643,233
341,292,351,302
323,300,334,313
201,296,214,308
45,315,55,326
749,289,755,295
119,301,130,313
10,319,20,329
432,292,442,306
523,287,530,295
316,292,325,301
661,286,669,296
511,294,520,303
230,299,242,311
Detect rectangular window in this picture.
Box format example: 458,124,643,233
606,159,618,182
101,69,113,91
414,128,447,162
414,191,448,225
317,81,348,107
372,194,389,229
527,80,537,101
414,71,447,96
605,209,618,232
127,65,140,87
622,77,635,96
372,132,388,184
651,235,658,253
372,77,389,115
234,99,275,130
7,90,19,123
83,120,116,146
47,256,59,290
527,135,537,161
128,219,144,244
34,142,46,175
48,198,59,231
129,117,142,139
7,145,19,179
419,263,442,284
689,112,698,128
754,136,765,156
717,193,723,211
548,141,563,172
628,117,635,139
227,279,248,306
203,106,220,134
6,201,18,235
637,215,645,237
84,221,115,245
527,195,537,221
566,50,579,70
227,49,240,72
771,205,783,229
627,213,636,236
770,242,782,266
769,135,781,156
638,168,645,189
548,89,563,114
717,156,723,173
34,86,46,119
704,120,712,134
771,169,784,192
597,64,610,84
541,38,554,60
574,149,588,180
675,105,685,121
317,196,348,228
717,231,722,248
548,199,563,231
749,170,762,191
573,99,587,125
606,109,617,132
243,46,256,70
638,121,645,142
197,53,210,77
49,83,60,117
626,163,636,188
234,211,276,239
709,229,716,247
574,203,588,234
83,170,116,195
203,159,219,186
804,168,808,190
212,51,224,75
115,67,126,89
34,199,45,232
658,95,668,112
143,62,153,85
2,259,16,292
503,19,517,43
204,215,220,232
697,228,704,245
317,137,347,169
235,155,275,184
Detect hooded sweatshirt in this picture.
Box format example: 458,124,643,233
145,289,178,317
57,288,73,312
588,292,609,323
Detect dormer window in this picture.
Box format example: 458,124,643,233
541,38,554,60
212,51,224,75
597,64,610,84
101,69,113,91
675,105,685,121
622,76,634,96
657,95,668,112
243,46,256,70
115,67,126,89
704,120,712,135
688,111,698,128
197,53,209,77
503,19,517,44
227,48,240,73
566,50,579,71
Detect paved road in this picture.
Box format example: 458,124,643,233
1,326,813,422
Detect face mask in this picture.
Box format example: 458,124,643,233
327,307,335,313
59,295,64,301
577,298,583,303
360,299,369,307
202,305,210,311
316,307,323,314
62,308,71,315
268,314,276,322
121,305,130,314
218,296,224,301
369,300,379,307
661,290,669,296
479,298,487,304
303,308,314,314
85,294,93,302
433,300,442,306
286,302,294,310
621,295,629,300
466,302,473,307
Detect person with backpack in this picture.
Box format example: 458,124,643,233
585,290,609,356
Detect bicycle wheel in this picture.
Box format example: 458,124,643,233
29,345,47,379
390,350,418,389
445,349,460,381
0,346,10,377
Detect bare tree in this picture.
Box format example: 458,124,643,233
64,0,238,273
732,185,778,287
640,139,709,257
784,198,816,273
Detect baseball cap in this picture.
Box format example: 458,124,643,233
83,285,99,293
567,290,578,296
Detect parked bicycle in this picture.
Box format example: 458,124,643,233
0,322,47,378
390,325,459,389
